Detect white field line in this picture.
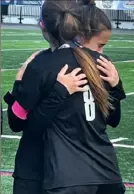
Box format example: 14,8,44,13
3,135,128,142
109,40,134,42
113,144,134,149
3,40,42,42
2,60,133,71
107,47,134,49
1,69,18,72
2,92,134,112
1,135,21,139
2,48,46,51
126,92,134,96
1,135,134,149
1,63,28,71
3,108,7,112
2,47,134,52
111,137,128,143
1,33,41,36
2,35,134,40
0,137,126,142
114,60,134,63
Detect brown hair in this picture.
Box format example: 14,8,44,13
74,48,111,117
42,0,112,117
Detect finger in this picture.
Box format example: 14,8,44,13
76,79,88,86
97,65,109,76
99,56,115,70
71,68,82,77
109,61,116,70
97,59,110,70
76,85,89,92
100,75,110,82
75,73,86,80
59,64,68,75
100,55,110,63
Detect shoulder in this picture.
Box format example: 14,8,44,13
83,48,111,62
43,48,76,71
32,48,52,66
25,48,52,73
51,47,73,59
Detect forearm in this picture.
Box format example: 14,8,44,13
4,90,27,132
107,79,126,127
4,81,69,133
27,81,69,133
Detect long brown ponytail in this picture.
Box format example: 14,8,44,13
73,47,112,117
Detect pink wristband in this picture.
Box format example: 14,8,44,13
12,101,28,120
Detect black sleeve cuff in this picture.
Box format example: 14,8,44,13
4,92,16,106
4,81,22,106
48,81,70,100
110,79,126,101
12,80,22,96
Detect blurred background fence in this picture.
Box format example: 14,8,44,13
1,0,134,29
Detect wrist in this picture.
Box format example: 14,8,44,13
59,82,72,95
111,77,119,88
49,81,70,100
57,79,72,95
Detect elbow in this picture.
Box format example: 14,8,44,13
7,107,25,132
108,104,121,128
8,121,23,132
108,116,121,128
110,121,120,128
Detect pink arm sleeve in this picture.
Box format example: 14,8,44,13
12,101,28,120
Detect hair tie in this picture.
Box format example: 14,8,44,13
40,13,46,29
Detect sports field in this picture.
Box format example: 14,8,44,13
1,27,134,194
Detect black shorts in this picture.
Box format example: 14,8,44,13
44,183,126,194
13,177,43,194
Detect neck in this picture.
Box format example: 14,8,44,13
50,43,56,52
75,36,93,50
50,40,60,52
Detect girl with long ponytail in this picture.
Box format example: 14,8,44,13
40,1,126,193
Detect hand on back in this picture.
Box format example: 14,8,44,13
16,50,43,80
97,56,119,87
57,65,88,94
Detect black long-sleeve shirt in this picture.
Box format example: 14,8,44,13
4,47,126,185
39,48,126,189
4,49,71,181
5,80,69,133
